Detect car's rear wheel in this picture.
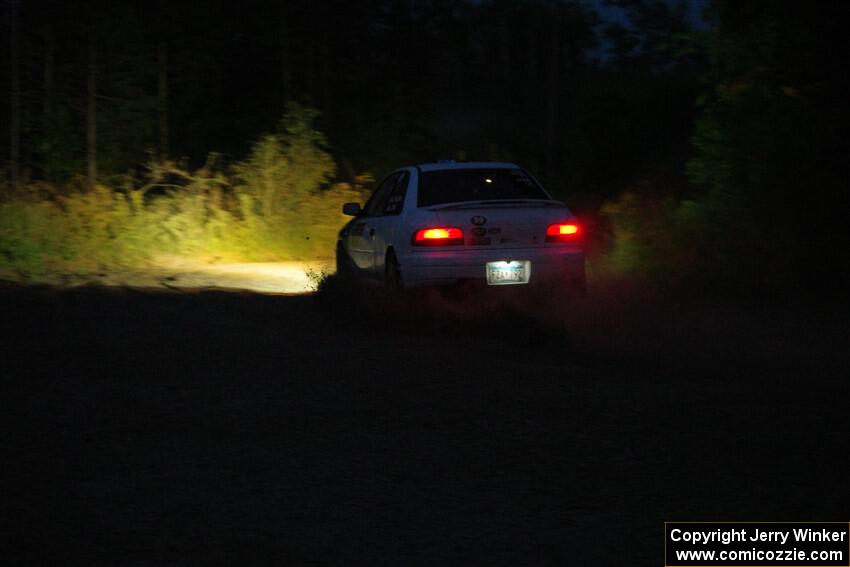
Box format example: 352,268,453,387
384,250,404,291
336,242,352,280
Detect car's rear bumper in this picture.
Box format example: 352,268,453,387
399,246,584,287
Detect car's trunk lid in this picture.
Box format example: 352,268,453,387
423,201,575,249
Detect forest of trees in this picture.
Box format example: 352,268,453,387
1,0,847,298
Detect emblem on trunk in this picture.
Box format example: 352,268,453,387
471,216,487,225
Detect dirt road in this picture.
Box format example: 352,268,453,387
2,282,847,565
1,261,332,294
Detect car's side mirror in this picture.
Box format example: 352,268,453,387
342,202,362,216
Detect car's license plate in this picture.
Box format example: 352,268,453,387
486,261,530,285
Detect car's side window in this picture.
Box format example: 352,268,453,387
363,172,401,217
382,171,409,216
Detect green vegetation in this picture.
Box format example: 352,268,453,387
0,104,362,280
594,1,848,298
3,1,846,298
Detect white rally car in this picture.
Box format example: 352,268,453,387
336,161,585,291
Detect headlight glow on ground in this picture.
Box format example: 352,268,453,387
65,261,332,294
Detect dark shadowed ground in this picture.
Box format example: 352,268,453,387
1,280,848,565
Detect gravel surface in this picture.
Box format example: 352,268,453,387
2,282,847,565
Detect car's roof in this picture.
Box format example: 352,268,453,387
413,161,521,172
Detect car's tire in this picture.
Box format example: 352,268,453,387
336,242,352,280
384,250,404,292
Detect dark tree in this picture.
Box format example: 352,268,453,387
688,0,850,292
86,38,96,189
8,0,20,189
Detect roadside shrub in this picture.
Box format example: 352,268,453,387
232,102,346,260
598,184,792,297
0,196,73,278
599,191,695,285
0,104,366,282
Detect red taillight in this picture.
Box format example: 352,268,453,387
546,223,581,242
413,227,464,246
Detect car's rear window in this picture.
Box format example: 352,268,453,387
417,168,549,207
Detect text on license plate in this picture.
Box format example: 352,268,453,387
486,260,531,285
